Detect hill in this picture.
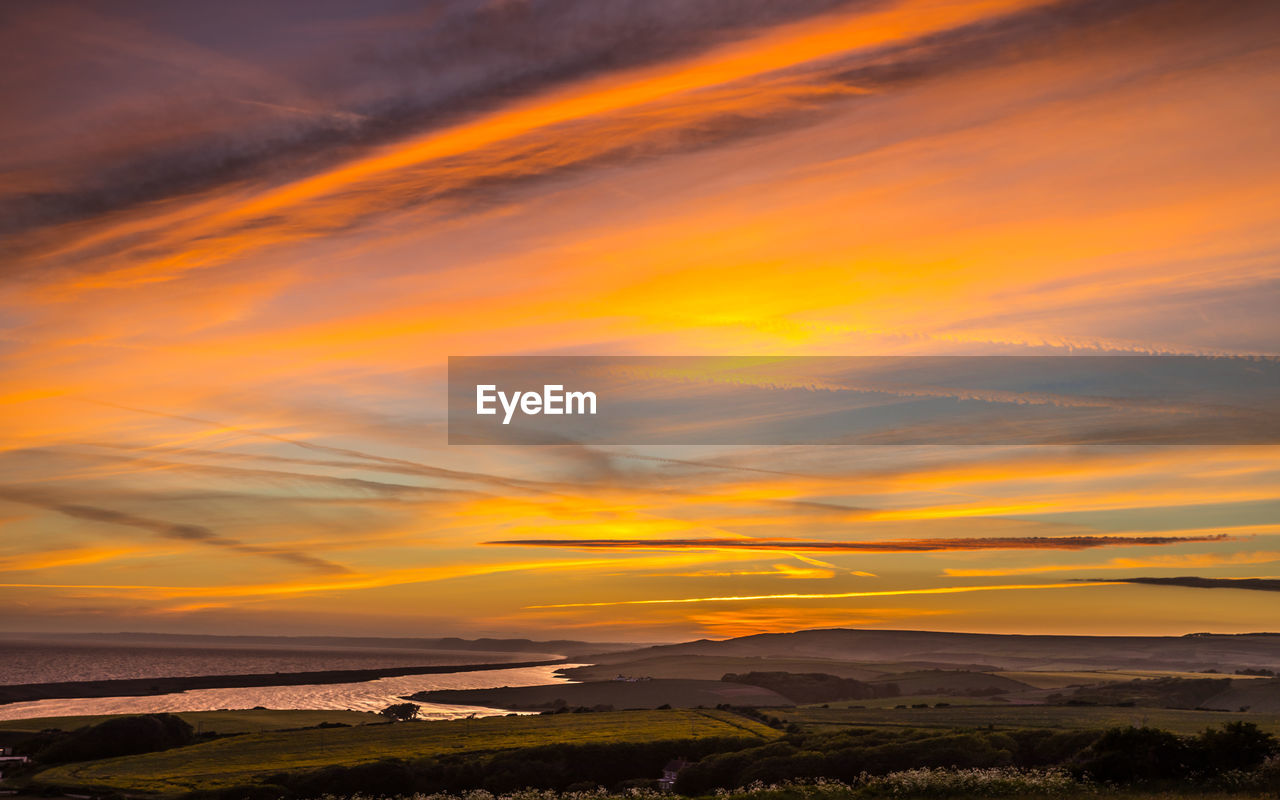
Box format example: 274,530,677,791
588,629,1280,672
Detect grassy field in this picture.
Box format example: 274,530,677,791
34,708,779,794
780,704,1280,735
0,708,378,734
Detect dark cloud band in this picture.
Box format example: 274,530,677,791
1084,576,1280,592
487,534,1230,553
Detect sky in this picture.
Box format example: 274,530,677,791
0,0,1278,641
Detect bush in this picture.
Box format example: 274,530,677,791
1196,720,1276,773
675,729,1030,792
1073,726,1190,783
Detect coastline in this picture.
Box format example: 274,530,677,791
0,658,569,705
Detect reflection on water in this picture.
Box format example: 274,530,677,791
0,664,585,721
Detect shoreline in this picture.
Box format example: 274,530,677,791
0,658,569,705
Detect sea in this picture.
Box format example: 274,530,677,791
0,639,583,721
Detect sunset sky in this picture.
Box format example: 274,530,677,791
1,0,1278,640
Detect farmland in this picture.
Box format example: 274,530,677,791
33,708,779,793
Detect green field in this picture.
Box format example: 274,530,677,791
781,704,1280,735
0,708,378,735
34,708,779,793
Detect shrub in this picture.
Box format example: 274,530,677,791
1196,720,1276,773
379,703,421,722
1073,726,1190,783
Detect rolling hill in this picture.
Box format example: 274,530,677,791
587,629,1280,672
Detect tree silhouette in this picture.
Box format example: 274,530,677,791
378,702,421,722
